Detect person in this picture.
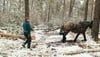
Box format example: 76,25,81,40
22,17,33,49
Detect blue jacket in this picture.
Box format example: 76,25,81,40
23,21,33,33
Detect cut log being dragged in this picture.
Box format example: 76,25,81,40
0,33,36,40
64,49,100,55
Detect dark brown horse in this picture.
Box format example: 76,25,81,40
59,21,93,43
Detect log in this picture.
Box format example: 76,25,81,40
64,49,100,55
0,33,36,40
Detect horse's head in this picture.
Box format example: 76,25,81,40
88,21,93,29
79,21,93,29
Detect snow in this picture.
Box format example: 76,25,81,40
66,53,93,57
0,29,7,33
45,35,62,43
0,28,100,57
92,52,100,57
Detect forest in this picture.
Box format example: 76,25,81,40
0,0,100,57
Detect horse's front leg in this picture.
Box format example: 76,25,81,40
74,33,80,42
83,33,87,41
62,33,66,43
62,31,69,43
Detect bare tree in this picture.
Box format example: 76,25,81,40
63,0,65,21
91,0,94,20
92,0,100,41
25,0,29,18
84,0,89,21
55,1,58,16
48,0,51,22
63,0,65,13
68,0,75,17
3,0,5,13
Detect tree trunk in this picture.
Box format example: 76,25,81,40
92,0,100,41
62,0,66,23
84,0,89,21
48,0,51,22
91,0,94,20
63,0,65,12
25,0,29,18
18,0,21,10
68,0,75,17
3,0,5,13
52,0,54,14
55,1,58,15
40,0,43,25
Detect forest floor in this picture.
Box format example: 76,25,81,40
0,26,100,57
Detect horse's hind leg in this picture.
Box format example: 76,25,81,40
83,33,87,41
74,33,80,42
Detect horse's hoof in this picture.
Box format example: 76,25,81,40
62,41,66,43
73,40,77,42
59,33,63,35
83,40,87,41
61,40,66,43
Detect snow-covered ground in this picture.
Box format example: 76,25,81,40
0,28,100,57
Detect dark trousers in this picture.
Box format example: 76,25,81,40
23,32,32,48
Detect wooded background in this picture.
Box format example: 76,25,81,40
0,0,99,39
0,0,95,26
